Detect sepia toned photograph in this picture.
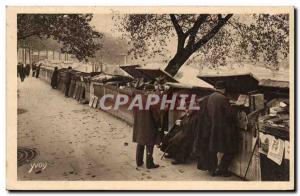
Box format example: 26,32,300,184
6,6,294,190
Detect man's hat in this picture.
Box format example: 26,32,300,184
215,80,226,90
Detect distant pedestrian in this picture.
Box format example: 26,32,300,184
64,66,72,97
17,62,21,77
51,67,59,89
32,62,36,77
17,63,26,82
35,63,41,78
25,64,31,76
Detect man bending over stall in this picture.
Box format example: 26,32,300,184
206,81,238,177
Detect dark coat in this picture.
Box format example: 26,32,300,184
35,65,41,78
25,64,31,76
132,91,162,146
32,64,36,71
193,96,211,156
65,70,72,84
207,91,238,153
160,112,197,162
51,69,59,88
18,64,26,81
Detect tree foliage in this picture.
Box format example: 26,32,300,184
234,14,289,70
17,14,102,61
115,13,289,75
17,36,62,51
115,14,233,76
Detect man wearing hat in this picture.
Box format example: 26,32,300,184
206,80,238,177
64,66,72,97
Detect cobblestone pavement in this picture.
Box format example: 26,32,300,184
17,77,240,181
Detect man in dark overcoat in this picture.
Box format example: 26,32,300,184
193,96,212,171
64,66,72,97
132,90,163,169
31,62,36,77
35,63,41,78
51,66,59,89
206,81,238,177
25,64,31,76
17,63,26,82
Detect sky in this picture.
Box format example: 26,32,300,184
91,14,123,37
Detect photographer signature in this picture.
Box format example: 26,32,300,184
28,161,54,173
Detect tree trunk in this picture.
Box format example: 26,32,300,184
164,49,193,76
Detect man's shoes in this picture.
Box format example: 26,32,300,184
146,162,159,169
210,169,222,177
197,159,209,171
197,164,209,171
220,170,232,177
210,169,232,177
136,161,144,167
146,156,159,169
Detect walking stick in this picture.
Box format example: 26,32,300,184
161,145,171,160
243,135,259,181
242,108,263,181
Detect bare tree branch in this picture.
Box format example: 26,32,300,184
186,14,209,47
192,14,233,52
170,14,184,36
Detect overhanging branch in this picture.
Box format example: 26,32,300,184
192,14,233,52
186,14,209,47
170,14,184,36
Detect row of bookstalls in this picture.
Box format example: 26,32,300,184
39,65,99,103
38,64,290,181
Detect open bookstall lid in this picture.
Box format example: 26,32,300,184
198,73,260,93
120,65,179,83
165,82,214,91
259,79,289,89
136,68,179,83
119,65,144,79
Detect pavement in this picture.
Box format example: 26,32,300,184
17,76,240,181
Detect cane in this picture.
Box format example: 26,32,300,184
242,108,262,181
243,136,259,181
161,145,172,160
